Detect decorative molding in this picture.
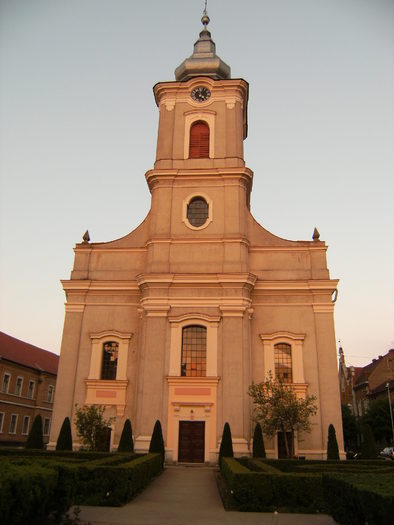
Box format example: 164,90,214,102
65,304,85,313
89,330,132,342
260,331,305,342
313,304,335,313
168,313,221,324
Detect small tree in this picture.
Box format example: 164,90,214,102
56,417,73,451
117,419,134,453
248,372,317,458
327,424,340,460
219,422,233,463
252,422,266,458
363,398,393,446
341,404,359,451
149,420,165,466
74,405,113,451
26,414,44,449
361,423,377,459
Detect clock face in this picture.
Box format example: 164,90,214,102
191,86,211,102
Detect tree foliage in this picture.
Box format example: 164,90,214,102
361,423,377,459
341,404,359,451
219,422,234,462
248,372,317,457
252,422,266,458
74,405,113,451
363,398,393,446
117,419,134,453
56,417,73,451
25,414,44,449
327,424,340,460
149,420,165,466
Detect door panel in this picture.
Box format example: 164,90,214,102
178,421,205,463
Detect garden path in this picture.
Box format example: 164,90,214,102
77,465,336,525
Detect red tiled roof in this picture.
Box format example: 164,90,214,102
0,331,59,375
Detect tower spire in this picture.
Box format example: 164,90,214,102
174,3,231,81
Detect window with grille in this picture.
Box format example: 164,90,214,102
189,121,209,158
187,197,209,227
101,341,119,380
274,343,293,383
181,325,207,377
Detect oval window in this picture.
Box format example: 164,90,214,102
187,197,209,227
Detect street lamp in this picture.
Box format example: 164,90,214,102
386,382,394,444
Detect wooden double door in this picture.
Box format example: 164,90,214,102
178,421,205,463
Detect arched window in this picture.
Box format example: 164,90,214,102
274,343,293,383
101,341,119,380
187,197,209,227
189,121,209,158
181,325,207,377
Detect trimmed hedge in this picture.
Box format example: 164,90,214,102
323,472,394,525
74,453,163,506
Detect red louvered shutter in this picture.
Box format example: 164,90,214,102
189,121,210,158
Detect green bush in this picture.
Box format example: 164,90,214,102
323,472,394,525
25,414,44,450
74,453,163,506
118,419,134,453
327,423,340,460
252,423,266,458
0,461,58,524
149,420,165,466
219,422,234,463
361,424,378,459
56,417,73,451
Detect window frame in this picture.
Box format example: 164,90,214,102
184,111,215,160
2,372,11,394
43,417,51,436
47,384,55,403
15,376,23,396
100,341,119,380
274,342,293,384
22,415,30,435
27,380,35,399
0,412,4,433
180,325,207,378
9,413,18,434
189,120,210,159
182,192,213,231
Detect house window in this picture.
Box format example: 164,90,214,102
274,343,293,383
181,325,207,377
189,121,209,158
2,373,10,393
47,385,55,403
0,413,4,433
15,377,23,396
101,341,119,380
9,414,18,434
27,380,35,399
22,416,30,435
187,197,209,227
43,418,51,436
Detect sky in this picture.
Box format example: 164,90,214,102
0,0,393,367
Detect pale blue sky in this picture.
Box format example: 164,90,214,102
0,0,393,366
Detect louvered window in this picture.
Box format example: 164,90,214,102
189,121,210,158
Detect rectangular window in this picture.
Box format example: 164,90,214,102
9,414,18,434
22,416,30,435
2,373,11,393
43,417,51,436
27,380,35,399
0,412,4,433
47,385,55,403
15,376,23,396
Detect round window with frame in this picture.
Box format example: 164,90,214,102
187,196,209,227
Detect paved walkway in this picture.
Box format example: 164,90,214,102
77,465,336,525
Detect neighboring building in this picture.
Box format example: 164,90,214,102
0,331,59,446
49,11,344,460
339,347,394,417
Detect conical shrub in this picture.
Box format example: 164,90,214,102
118,419,134,453
149,420,165,466
26,414,44,449
56,417,73,451
252,422,266,458
327,423,339,460
219,422,233,464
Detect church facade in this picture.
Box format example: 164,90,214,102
49,14,344,461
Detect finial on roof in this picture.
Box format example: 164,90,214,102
82,230,90,243
312,227,320,241
174,2,230,81
201,0,210,29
